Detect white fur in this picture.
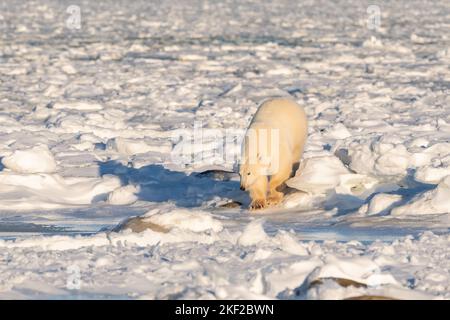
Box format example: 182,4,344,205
239,98,308,210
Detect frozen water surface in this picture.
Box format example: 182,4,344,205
0,0,449,299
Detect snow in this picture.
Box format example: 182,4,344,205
107,185,139,205
53,101,103,111
392,176,450,216
1,145,57,174
0,0,449,299
359,193,402,216
107,137,172,156
286,156,351,194
1,213,448,299
237,219,269,246
141,208,224,233
0,172,122,210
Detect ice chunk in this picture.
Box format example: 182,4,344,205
392,176,450,215
107,185,139,205
1,145,57,174
360,193,402,215
52,101,103,111
237,219,268,246
107,137,172,156
287,156,350,194
142,208,223,233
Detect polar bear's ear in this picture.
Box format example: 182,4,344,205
257,154,271,165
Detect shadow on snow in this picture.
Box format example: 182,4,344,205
97,160,248,208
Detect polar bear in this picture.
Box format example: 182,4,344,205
239,98,308,210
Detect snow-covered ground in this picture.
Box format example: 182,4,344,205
0,0,449,299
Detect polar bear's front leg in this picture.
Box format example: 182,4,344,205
249,176,268,210
267,157,292,206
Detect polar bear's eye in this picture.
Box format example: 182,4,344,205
247,172,251,175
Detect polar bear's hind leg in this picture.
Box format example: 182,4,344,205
267,156,292,206
267,171,290,205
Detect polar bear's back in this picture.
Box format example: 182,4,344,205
248,98,308,162
254,98,306,125
253,98,307,140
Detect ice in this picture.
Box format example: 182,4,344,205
0,0,450,299
107,185,139,205
415,163,450,184
53,101,103,111
107,137,172,156
286,156,351,194
141,208,224,233
359,193,403,216
0,172,121,210
237,219,269,246
286,156,382,210
311,255,398,287
392,176,450,216
2,145,57,174
0,214,449,299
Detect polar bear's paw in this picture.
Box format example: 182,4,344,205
267,191,284,206
250,199,267,210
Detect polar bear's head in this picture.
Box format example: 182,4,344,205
239,129,278,190
239,161,261,190
239,155,274,190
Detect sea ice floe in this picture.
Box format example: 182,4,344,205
237,219,269,246
52,101,103,111
324,123,352,140
391,175,450,216
107,137,172,156
310,255,399,287
358,193,403,216
335,138,450,180
1,145,57,174
414,165,450,184
286,156,379,200
0,172,121,210
286,156,351,194
1,0,450,300
141,208,224,233
107,185,140,205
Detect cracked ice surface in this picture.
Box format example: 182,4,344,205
0,0,449,299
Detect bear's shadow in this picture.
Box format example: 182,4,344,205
98,160,248,208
